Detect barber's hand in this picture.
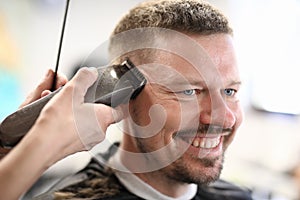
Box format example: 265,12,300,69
19,69,68,108
0,69,67,160
26,67,123,164
0,68,123,200
0,148,10,160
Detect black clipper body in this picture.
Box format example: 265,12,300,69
0,59,146,148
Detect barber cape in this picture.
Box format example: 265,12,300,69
34,144,253,200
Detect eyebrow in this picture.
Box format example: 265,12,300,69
226,81,242,89
166,80,206,88
164,80,242,89
227,81,242,86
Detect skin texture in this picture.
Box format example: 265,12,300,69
0,69,67,160
0,68,122,200
0,33,242,199
121,33,243,197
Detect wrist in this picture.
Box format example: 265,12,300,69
26,117,83,167
23,124,66,169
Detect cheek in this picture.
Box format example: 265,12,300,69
162,103,183,132
164,102,201,134
130,85,183,129
130,84,202,142
129,87,155,126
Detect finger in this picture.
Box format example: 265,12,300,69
112,105,125,123
41,90,51,98
19,69,54,108
93,104,124,132
71,67,98,104
74,104,123,150
55,73,68,89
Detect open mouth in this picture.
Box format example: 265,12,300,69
190,136,221,149
172,134,225,159
174,130,231,150
173,126,232,157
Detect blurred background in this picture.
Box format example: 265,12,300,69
0,0,300,199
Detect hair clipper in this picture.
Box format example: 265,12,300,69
0,59,146,148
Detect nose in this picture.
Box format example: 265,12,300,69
199,92,236,128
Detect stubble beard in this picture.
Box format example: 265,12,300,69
164,153,224,185
135,137,224,186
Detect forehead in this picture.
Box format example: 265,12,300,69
141,33,240,87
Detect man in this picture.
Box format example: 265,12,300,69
0,0,252,199
39,0,251,199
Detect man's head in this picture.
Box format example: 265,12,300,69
108,0,243,188
112,0,232,35
109,0,232,63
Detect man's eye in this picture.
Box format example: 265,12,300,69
182,89,196,96
224,88,236,97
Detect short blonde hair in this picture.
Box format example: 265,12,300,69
112,0,232,36
109,0,232,63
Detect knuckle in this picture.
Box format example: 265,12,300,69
57,75,68,86
42,104,57,116
77,67,97,81
78,67,92,77
36,83,45,91
63,83,75,94
66,83,75,91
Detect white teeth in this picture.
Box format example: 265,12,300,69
191,137,220,149
192,139,200,147
204,140,212,148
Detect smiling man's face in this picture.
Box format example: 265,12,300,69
122,33,243,185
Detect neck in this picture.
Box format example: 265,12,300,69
119,138,192,198
135,170,191,198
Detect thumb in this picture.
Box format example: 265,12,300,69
71,67,98,104
92,104,124,133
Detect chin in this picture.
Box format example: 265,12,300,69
164,152,224,185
